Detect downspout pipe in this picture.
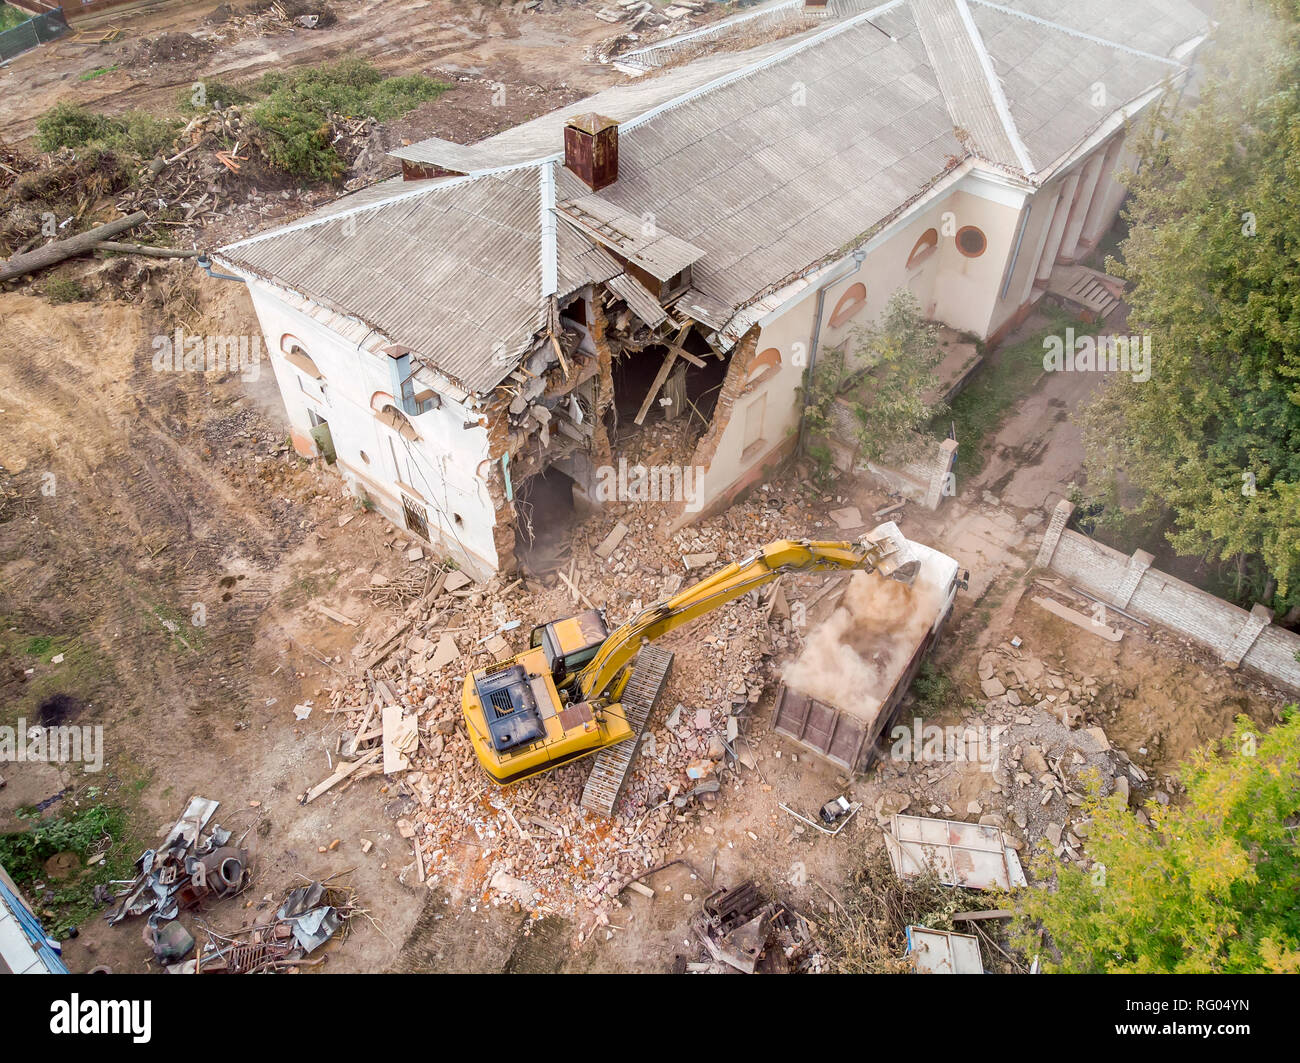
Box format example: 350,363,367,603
796,247,866,456
196,254,245,283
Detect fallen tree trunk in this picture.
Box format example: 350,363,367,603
95,242,202,259
0,211,148,282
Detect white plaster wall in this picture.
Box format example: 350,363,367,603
697,178,1024,507
243,282,500,570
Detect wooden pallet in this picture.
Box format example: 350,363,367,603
580,645,674,816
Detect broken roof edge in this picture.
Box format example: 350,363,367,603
218,163,552,257
209,253,483,405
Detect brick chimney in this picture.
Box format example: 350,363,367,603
563,113,619,191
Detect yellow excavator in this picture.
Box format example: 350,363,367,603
462,523,921,792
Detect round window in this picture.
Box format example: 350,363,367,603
956,226,987,258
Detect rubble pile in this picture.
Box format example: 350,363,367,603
107,796,250,928
186,879,356,974
973,643,1162,865
311,485,850,932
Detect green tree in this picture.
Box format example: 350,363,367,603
806,289,946,467
1081,0,1300,614
1016,709,1300,973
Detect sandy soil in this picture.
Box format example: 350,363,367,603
0,0,626,148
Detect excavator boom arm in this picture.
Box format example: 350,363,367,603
574,525,918,701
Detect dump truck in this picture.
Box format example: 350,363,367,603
462,523,924,808
771,532,966,772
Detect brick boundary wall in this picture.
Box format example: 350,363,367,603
1036,499,1300,692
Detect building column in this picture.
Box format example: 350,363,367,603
1036,171,1080,283
1059,152,1107,263
1017,183,1062,306
924,438,959,509
1078,138,1125,250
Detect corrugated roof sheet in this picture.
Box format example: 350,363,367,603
219,0,1207,395
984,0,1207,59
221,168,551,394
558,196,706,280
389,31,825,171
911,0,1027,172
972,2,1180,171
606,273,669,328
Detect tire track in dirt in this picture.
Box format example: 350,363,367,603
0,296,303,728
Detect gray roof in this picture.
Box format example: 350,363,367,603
220,0,1207,397
221,168,549,394
970,0,1181,171
389,30,822,171
982,0,1208,59
606,273,669,328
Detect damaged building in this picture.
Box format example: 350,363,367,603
212,0,1208,576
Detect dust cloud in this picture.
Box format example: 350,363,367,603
782,567,947,726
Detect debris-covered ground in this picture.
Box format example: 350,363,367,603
4,1,1297,977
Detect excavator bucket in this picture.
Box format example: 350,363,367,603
862,521,920,585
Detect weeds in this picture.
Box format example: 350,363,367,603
45,276,90,304
250,59,448,179
35,103,180,161
0,800,130,938
822,847,967,972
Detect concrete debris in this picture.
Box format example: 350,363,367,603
181,880,356,974
312,491,806,932
827,506,863,530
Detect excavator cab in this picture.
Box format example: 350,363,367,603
528,608,609,690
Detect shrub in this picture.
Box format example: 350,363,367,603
35,103,121,152
249,59,447,180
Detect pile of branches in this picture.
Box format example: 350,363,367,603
367,563,448,609
821,849,968,974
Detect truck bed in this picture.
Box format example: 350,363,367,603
772,539,961,772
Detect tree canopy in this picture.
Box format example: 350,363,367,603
1016,709,1300,973
1081,1,1300,613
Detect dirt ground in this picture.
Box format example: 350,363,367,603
2,2,1295,977
1,263,1292,973
0,0,627,147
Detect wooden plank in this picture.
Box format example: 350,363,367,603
1031,596,1123,642
382,702,410,775
303,748,381,803
594,521,629,560
349,696,378,756
363,619,413,670
557,569,595,609
669,344,706,368
633,348,680,425
314,603,358,626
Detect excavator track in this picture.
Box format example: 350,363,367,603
581,645,674,817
